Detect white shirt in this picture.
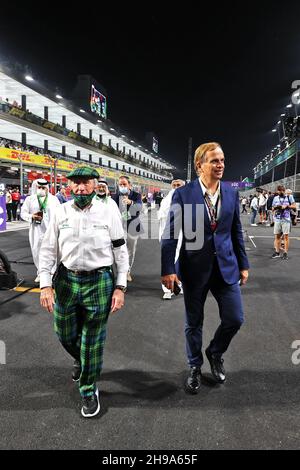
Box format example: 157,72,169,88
157,189,175,238
199,178,222,221
157,188,183,262
250,197,258,210
39,196,129,288
258,193,267,206
6,192,12,204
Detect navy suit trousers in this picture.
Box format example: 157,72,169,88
182,258,244,367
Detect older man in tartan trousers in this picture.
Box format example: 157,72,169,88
39,167,129,418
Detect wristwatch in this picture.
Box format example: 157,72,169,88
115,285,127,293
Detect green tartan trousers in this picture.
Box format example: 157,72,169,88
53,265,114,398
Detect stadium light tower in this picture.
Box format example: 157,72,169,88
187,137,192,182
16,154,23,195
286,103,295,118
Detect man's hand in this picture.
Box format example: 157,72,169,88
110,289,125,314
32,212,43,221
161,274,181,292
40,287,55,313
239,270,249,286
122,196,132,206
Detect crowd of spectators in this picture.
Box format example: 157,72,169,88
5,187,23,221
0,137,42,155
240,190,298,227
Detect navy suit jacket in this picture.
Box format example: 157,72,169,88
161,179,250,285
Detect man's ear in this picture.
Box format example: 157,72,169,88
196,163,202,175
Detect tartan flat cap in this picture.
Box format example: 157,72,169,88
67,166,99,179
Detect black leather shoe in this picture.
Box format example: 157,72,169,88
72,359,81,382
184,367,202,394
205,348,226,383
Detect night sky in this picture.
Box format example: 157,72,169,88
1,2,300,181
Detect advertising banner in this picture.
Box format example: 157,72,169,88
0,148,170,190
0,185,7,231
229,181,255,190
0,148,77,172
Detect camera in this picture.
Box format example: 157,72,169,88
33,211,43,224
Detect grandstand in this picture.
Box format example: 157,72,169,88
253,139,300,194
0,62,174,194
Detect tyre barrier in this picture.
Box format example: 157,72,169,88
0,249,18,289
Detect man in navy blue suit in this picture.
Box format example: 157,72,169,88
161,142,249,394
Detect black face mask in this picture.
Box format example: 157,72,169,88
279,192,285,197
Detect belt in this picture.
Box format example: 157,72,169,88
61,264,112,276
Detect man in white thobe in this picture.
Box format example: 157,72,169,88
21,178,60,282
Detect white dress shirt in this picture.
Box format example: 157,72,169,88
199,178,222,221
157,188,182,262
39,196,129,288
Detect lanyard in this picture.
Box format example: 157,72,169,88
37,194,48,212
204,193,220,230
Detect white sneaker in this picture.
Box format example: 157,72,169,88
34,275,40,283
127,272,133,282
163,292,173,300
250,224,257,226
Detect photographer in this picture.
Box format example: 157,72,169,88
271,185,296,260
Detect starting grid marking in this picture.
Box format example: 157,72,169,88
247,235,300,249
9,234,300,293
249,236,300,240
13,287,41,293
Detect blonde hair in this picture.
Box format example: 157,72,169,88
194,142,222,173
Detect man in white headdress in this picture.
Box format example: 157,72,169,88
21,178,60,282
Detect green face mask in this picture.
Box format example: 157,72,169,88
71,191,96,208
